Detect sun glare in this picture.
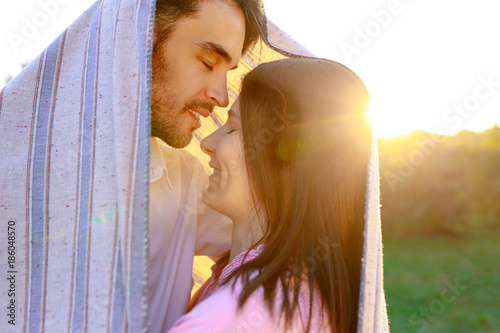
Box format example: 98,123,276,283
367,98,417,138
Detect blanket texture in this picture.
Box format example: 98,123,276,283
0,0,152,331
0,0,388,331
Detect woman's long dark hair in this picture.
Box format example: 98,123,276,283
221,58,372,332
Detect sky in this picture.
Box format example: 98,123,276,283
1,0,499,137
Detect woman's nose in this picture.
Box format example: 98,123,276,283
201,132,216,156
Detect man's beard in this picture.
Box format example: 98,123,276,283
150,46,193,148
151,94,215,148
151,97,194,148
151,48,214,148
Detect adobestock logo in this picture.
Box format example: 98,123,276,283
340,0,409,64
7,0,71,53
404,278,467,333
244,107,296,162
441,74,500,132
384,73,499,192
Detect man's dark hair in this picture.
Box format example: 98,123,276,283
155,0,267,54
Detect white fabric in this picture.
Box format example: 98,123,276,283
179,20,391,332
263,25,390,333
357,137,390,332
148,137,232,332
0,0,389,329
0,0,153,331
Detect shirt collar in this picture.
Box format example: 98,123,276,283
212,244,266,285
150,137,174,189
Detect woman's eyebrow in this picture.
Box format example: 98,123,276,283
228,110,240,120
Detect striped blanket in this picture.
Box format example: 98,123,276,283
0,0,152,331
0,0,388,331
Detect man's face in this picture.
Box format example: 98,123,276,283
151,0,246,148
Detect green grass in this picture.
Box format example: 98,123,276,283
383,229,500,333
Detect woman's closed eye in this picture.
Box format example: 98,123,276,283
227,129,236,134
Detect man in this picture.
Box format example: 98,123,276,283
147,1,266,331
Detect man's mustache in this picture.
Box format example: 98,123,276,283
185,100,215,114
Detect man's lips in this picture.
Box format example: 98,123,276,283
190,108,210,118
188,111,202,129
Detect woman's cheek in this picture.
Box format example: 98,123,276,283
226,158,245,177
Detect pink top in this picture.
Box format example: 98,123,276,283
168,245,330,332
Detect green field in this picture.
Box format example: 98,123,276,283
383,230,500,332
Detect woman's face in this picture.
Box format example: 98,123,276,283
200,98,254,219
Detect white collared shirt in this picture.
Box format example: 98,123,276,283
148,137,232,333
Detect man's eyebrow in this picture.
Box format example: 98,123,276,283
197,41,238,70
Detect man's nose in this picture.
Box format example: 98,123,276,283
205,73,229,108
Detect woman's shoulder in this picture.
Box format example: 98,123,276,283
169,273,329,332
169,277,273,332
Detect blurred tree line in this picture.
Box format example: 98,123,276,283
379,124,500,237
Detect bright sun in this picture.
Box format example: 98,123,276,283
367,93,500,138
367,97,416,138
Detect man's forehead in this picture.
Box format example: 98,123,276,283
187,0,245,61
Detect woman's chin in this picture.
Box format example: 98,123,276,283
202,187,221,211
202,196,227,218
203,188,235,219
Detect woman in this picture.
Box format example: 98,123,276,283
169,58,373,332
